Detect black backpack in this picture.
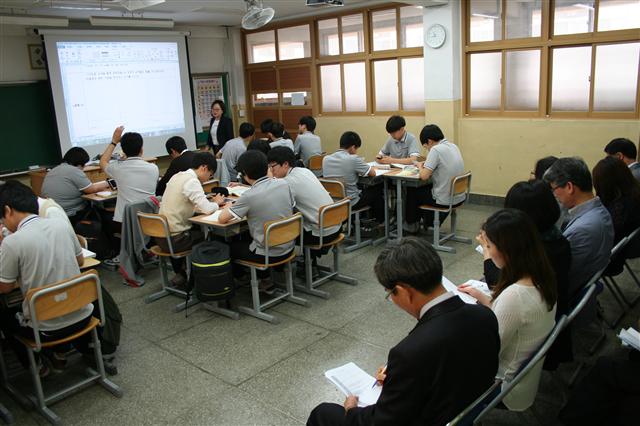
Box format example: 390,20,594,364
188,241,234,303
74,208,112,260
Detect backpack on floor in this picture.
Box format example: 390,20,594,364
74,208,112,260
188,241,234,302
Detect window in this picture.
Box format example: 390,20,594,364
318,19,339,56
374,60,399,111
320,64,342,112
246,31,276,64
278,25,311,60
253,93,278,107
372,9,397,51
341,14,364,54
466,0,640,117
400,6,423,48
283,91,311,106
343,62,366,111
401,57,424,110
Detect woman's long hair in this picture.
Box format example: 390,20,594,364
483,208,557,311
592,156,640,207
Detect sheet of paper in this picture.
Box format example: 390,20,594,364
476,244,484,255
367,161,389,169
96,191,113,197
375,169,391,176
441,276,478,304
324,362,382,407
203,210,223,222
463,279,492,297
397,166,419,177
618,327,640,351
81,247,96,258
291,92,305,106
391,163,407,169
227,186,249,197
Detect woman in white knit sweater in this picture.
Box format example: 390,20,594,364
460,208,557,411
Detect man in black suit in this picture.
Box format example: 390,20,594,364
307,237,500,426
156,136,195,196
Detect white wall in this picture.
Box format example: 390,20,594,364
0,25,48,82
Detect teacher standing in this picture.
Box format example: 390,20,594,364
206,99,234,154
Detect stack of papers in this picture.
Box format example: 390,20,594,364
203,210,223,222
618,327,640,351
324,362,382,407
367,161,390,169
375,169,391,176
442,276,492,304
81,248,96,258
227,186,249,197
96,191,113,197
397,166,419,177
391,163,407,169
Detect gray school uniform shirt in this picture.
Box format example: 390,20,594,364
294,132,322,166
106,157,159,222
322,149,371,205
229,176,295,257
283,167,341,236
0,215,94,331
270,138,295,151
379,131,421,159
424,139,466,206
220,137,246,181
41,163,92,216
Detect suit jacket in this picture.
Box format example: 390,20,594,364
630,162,640,182
207,115,234,151
155,150,195,196
345,296,500,426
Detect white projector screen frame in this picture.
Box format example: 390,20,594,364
41,30,197,160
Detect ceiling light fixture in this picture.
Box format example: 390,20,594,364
0,14,69,27
89,16,174,28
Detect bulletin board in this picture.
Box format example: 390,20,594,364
191,73,230,147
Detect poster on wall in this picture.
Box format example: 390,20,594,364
191,73,229,136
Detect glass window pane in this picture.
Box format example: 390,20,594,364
593,43,640,111
341,14,364,54
283,91,311,106
320,64,342,112
374,60,399,111
469,52,501,110
401,57,424,110
551,46,592,111
344,62,366,111
598,0,640,32
505,50,540,110
318,18,339,56
246,31,276,64
400,6,423,48
470,0,502,42
506,0,542,39
372,9,397,51
553,0,595,36
253,93,279,107
278,25,310,60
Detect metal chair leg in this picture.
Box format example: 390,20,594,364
602,277,627,328
145,257,170,303
91,328,123,398
431,212,455,253
285,263,309,306
609,275,640,307
237,267,279,323
294,247,330,299
26,348,60,425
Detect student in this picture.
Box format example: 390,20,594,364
41,147,109,225
259,118,274,142
308,237,499,426
409,124,465,230
268,122,295,151
376,115,421,165
604,137,640,181
156,136,195,196
543,157,614,301
294,116,322,167
206,99,234,154
322,131,384,223
460,209,557,411
532,156,558,181
158,152,225,288
100,126,159,225
247,139,271,156
0,181,92,373
218,150,295,293
267,147,340,263
219,122,254,181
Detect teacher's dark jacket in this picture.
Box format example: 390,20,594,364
345,296,500,426
207,115,234,152
155,150,196,196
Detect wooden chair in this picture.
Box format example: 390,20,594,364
16,270,122,424
202,179,220,193
296,198,358,299
28,170,47,197
234,213,309,323
419,172,472,253
136,212,195,312
307,153,326,176
320,179,373,253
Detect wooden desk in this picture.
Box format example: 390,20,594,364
383,168,430,241
189,213,247,239
82,191,117,203
80,257,101,270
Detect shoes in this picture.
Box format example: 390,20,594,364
103,256,120,268
259,279,276,295
296,264,320,280
48,352,67,373
38,362,50,379
170,273,188,291
403,221,419,234
83,354,118,376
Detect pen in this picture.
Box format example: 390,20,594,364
372,365,387,388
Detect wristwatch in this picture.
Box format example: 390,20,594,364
110,142,117,147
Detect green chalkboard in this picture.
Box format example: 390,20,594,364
0,81,61,173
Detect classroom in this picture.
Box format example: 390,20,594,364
0,0,639,425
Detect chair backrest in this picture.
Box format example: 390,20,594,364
25,270,104,350
623,226,640,259
202,179,219,193
317,198,351,246
308,154,326,171
136,212,178,256
263,213,303,265
451,172,472,200
446,379,502,426
474,315,569,424
567,283,597,323
319,178,346,199
29,170,47,197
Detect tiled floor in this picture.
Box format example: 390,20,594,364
2,202,639,425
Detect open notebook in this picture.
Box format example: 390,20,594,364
324,362,382,407
442,276,491,304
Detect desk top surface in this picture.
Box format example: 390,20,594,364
82,191,117,202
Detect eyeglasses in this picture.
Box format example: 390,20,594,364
384,286,396,302
550,183,566,192
268,163,279,169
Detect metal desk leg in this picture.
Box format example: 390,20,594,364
384,178,389,241
395,179,403,240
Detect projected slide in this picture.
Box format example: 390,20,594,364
57,41,186,147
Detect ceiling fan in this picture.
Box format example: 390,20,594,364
241,0,275,30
